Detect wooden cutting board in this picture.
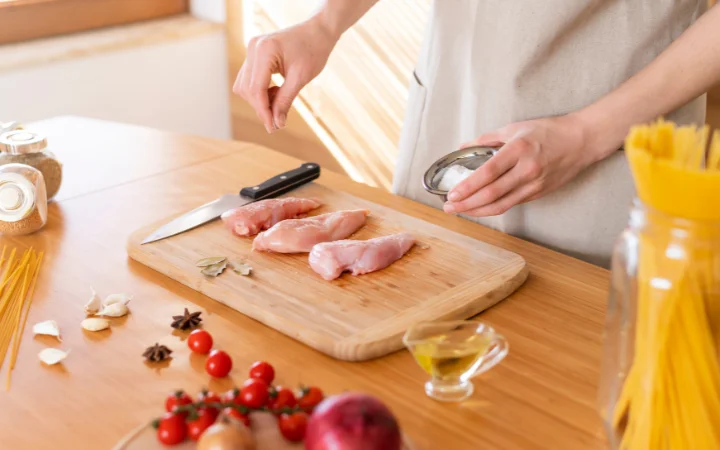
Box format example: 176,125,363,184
127,183,528,361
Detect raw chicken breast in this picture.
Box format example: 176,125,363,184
309,232,416,280
252,209,370,253
221,197,321,237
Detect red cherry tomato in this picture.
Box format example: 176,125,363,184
156,412,187,445
197,389,222,413
267,386,297,413
187,329,213,354
222,407,251,427
205,350,233,378
248,361,275,384
165,390,193,417
278,412,308,442
297,386,324,412
187,408,216,441
239,378,269,408
222,387,241,404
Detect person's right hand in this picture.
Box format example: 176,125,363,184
234,18,338,133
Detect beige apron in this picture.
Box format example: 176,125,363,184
393,0,707,267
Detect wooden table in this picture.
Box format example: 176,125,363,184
0,116,610,449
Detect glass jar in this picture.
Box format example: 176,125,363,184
599,199,720,448
0,130,62,200
0,163,48,235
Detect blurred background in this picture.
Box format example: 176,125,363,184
0,0,718,191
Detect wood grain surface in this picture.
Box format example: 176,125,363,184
0,118,610,450
127,183,527,361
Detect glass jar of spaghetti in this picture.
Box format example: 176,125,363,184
599,120,720,449
0,164,48,235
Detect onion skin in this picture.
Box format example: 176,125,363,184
305,393,402,450
197,414,256,450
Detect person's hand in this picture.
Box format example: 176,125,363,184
443,114,605,217
234,18,338,133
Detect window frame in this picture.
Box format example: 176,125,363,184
0,0,189,45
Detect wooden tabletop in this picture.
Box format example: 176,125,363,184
0,116,610,449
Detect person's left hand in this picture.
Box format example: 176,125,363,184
443,113,602,217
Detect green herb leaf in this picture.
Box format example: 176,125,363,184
201,260,228,277
231,261,252,276
196,256,227,267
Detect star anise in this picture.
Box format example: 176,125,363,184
171,308,202,330
143,343,172,362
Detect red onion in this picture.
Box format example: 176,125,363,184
305,392,402,450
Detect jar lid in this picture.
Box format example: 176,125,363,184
0,130,48,154
0,172,35,222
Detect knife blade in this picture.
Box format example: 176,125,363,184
141,162,321,245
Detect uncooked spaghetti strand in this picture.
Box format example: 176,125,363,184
6,263,30,390
10,252,42,371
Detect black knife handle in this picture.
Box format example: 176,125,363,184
240,163,321,200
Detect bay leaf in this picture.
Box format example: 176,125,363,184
231,261,253,276
196,256,227,267
202,260,228,277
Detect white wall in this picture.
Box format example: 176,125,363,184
0,1,231,139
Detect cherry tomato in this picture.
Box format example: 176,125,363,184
297,386,324,412
205,350,233,378
222,407,251,427
156,412,187,445
222,387,241,404
165,390,193,417
278,412,308,442
239,378,269,408
248,361,275,384
187,329,213,354
197,389,222,413
267,386,297,413
187,408,216,441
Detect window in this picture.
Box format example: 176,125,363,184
0,0,188,45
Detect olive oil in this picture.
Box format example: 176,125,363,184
403,320,508,401
410,333,492,380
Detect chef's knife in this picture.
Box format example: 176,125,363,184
141,162,321,245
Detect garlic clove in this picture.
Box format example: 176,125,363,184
33,320,62,341
103,293,132,307
81,318,110,332
85,287,102,315
96,302,129,318
38,348,70,365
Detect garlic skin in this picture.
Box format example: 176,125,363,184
85,287,102,315
38,348,70,365
103,293,132,307
32,320,62,341
81,318,110,331
96,302,129,318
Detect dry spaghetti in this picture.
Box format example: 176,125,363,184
0,247,43,390
609,119,720,448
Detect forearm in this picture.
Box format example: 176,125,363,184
310,0,379,41
579,5,720,159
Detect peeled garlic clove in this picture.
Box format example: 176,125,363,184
33,320,62,341
38,348,70,365
85,287,102,315
96,302,129,317
103,293,132,307
81,318,110,332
